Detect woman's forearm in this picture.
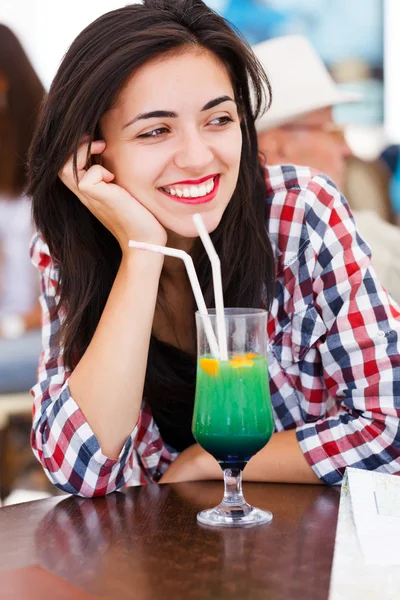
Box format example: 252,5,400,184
161,430,321,484
69,249,164,459
243,430,321,484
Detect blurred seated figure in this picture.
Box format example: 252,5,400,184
0,25,45,393
343,156,400,295
381,145,400,174
343,155,395,224
380,144,400,225
253,35,400,305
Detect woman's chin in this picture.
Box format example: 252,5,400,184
164,210,223,240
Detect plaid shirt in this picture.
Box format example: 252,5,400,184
30,164,400,496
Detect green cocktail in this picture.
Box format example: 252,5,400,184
193,355,274,471
193,308,274,527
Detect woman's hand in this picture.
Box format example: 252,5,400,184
58,139,167,252
159,444,222,484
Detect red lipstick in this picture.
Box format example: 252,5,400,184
159,175,220,205
165,174,218,186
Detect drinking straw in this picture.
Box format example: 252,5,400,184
192,214,228,361
128,240,220,359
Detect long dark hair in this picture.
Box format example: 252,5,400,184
0,25,45,196
28,0,275,439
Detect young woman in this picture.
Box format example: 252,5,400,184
0,25,44,392
28,0,400,497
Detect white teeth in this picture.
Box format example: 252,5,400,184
163,177,216,198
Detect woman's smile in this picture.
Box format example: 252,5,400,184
158,174,220,204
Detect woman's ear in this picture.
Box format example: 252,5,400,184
91,151,104,167
90,124,105,167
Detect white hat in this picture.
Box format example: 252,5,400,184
253,35,361,132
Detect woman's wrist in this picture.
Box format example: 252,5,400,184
120,230,168,254
121,244,165,274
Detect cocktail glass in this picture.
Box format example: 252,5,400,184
192,308,274,527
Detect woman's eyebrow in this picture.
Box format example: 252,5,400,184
122,95,235,130
201,95,235,111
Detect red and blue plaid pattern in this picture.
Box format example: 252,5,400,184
30,165,400,495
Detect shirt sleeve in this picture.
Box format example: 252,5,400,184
30,234,137,497
295,175,400,484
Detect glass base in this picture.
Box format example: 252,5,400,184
197,501,273,528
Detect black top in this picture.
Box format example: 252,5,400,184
144,336,197,452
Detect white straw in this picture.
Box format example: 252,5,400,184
128,240,220,359
192,214,228,361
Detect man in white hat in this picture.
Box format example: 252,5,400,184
254,35,357,189
253,35,400,304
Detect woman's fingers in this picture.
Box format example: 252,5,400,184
78,164,115,193
58,139,107,186
58,139,116,211
76,139,106,172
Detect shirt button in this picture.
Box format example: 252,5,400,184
376,330,386,339
293,344,301,353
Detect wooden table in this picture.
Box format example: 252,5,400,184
0,481,340,599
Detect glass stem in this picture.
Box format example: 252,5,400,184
222,468,246,506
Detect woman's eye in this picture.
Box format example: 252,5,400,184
209,116,234,126
137,127,169,139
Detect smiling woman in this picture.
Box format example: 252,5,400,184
28,0,275,494
27,0,400,497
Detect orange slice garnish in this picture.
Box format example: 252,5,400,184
246,353,259,360
231,354,247,362
199,358,219,377
230,358,254,368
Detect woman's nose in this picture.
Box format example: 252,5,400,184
173,130,214,172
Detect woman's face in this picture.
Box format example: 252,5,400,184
101,48,242,241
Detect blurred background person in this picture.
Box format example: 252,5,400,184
0,24,45,393
343,154,396,224
253,35,400,305
379,143,400,225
